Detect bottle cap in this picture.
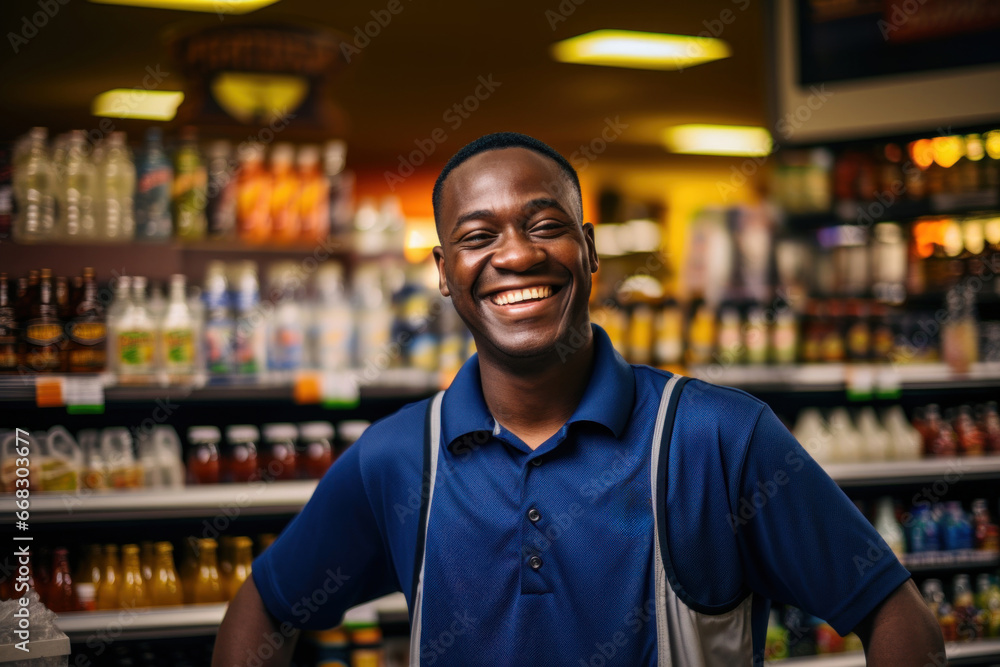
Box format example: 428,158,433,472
299,421,334,441
188,426,221,443
263,423,298,441
338,420,370,445
227,424,260,443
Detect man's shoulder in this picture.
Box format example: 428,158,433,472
353,396,432,468
632,365,768,426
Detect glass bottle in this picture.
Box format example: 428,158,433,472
980,402,1000,454
74,544,102,594
95,544,120,610
0,274,18,372
114,276,156,382
192,538,224,604
299,421,334,479
150,541,183,607
97,132,136,242
268,143,300,244
172,126,207,241
13,127,56,242
261,423,297,481
134,127,173,241
186,426,221,485
179,538,199,604
140,541,155,592
47,547,78,612
24,268,64,373
159,274,197,383
236,142,272,244
65,267,107,373
954,405,985,457
218,536,235,594
297,144,329,244
118,543,149,609
232,261,266,379
226,537,253,600
224,424,257,484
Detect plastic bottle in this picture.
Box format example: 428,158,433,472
269,143,300,243
41,425,82,492
13,127,56,242
159,274,197,383
57,130,97,241
311,264,353,372
192,538,225,604
187,426,221,485
236,142,272,244
172,126,207,241
97,132,136,242
138,425,185,488
134,128,173,241
793,409,832,466
101,427,142,489
1,431,41,492
882,406,922,460
232,261,266,379
150,541,183,607
225,424,258,483
96,544,121,610
47,547,78,612
353,262,393,370
267,263,305,378
261,423,297,481
299,421,335,479
874,497,905,557
296,144,329,243
203,261,234,378
828,408,863,463
78,428,108,490
205,140,236,239
323,139,352,237
857,407,891,462
227,536,253,600
113,276,156,382
118,544,149,609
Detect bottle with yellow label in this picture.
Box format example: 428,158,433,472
65,267,107,373
227,536,253,600
118,544,149,609
150,541,183,606
95,544,121,610
110,276,155,382
159,274,197,384
192,538,225,604
24,268,64,372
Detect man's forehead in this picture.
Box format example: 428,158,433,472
442,147,576,214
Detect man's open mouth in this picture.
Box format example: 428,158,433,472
488,285,560,306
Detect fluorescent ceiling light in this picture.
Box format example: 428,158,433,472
89,0,278,13
664,124,772,157
92,89,185,121
552,30,730,71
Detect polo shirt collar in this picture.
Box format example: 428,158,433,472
440,324,636,450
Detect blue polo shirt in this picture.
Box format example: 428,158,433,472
253,325,910,665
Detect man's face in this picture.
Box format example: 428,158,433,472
433,147,598,361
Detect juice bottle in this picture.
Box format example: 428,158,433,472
266,263,305,378
118,544,149,609
74,544,102,593
227,537,253,600
296,144,329,243
172,126,207,242
268,143,300,244
24,268,64,372
219,536,235,594
0,274,19,372
186,426,221,485
236,143,272,244
96,544,120,610
192,538,225,604
150,541,183,606
48,547,78,612
653,297,684,368
224,424,258,483
299,421,334,479
312,264,353,372
180,538,199,604
41,425,81,491
138,425,185,489
955,406,985,456
159,274,197,383
232,261,266,378
979,402,1000,454
140,541,155,592
261,423,297,481
134,128,173,241
65,267,108,373
686,301,716,366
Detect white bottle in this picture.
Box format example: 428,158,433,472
874,496,905,558
13,127,57,242
111,276,156,382
159,274,198,383
353,262,393,370
138,425,184,489
97,132,136,242
793,408,834,467
828,408,863,464
267,263,306,380
312,263,353,371
856,407,891,462
883,405,923,461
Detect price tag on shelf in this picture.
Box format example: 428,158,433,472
874,366,901,399
293,372,322,405
322,371,360,409
35,376,65,408
64,376,105,414
845,365,874,401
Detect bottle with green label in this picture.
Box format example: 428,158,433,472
112,275,155,382
159,274,197,383
172,127,207,241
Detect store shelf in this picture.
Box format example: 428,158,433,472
777,639,1000,666
54,593,409,642
689,362,1000,393
823,456,1000,487
1,481,319,522
784,190,1000,230
900,550,1000,572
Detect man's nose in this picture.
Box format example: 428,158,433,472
491,231,546,272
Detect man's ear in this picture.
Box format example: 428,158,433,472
432,246,451,297
582,222,599,274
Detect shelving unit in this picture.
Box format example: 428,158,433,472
777,638,1000,666
822,457,1000,487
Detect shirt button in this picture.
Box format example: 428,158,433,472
529,555,543,570
527,508,541,523
531,458,543,467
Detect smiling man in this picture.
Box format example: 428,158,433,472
213,132,944,667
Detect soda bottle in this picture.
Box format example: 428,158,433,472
236,142,272,244
96,544,121,610
118,544,149,609
297,144,329,243
13,127,56,242
955,405,986,456
65,267,107,373
134,128,173,241
57,131,98,241
97,132,136,242
192,538,224,604
0,274,18,372
268,143,299,244
24,268,64,372
159,274,197,383
205,140,236,239
173,126,207,241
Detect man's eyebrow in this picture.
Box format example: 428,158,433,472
452,209,495,231
523,198,570,217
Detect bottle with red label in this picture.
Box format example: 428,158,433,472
24,268,64,372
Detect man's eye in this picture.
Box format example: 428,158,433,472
532,221,564,234
463,232,493,243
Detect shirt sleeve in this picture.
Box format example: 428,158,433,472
733,406,911,635
252,439,398,630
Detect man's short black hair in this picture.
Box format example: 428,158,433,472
432,131,583,231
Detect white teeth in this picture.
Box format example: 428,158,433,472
491,285,554,305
